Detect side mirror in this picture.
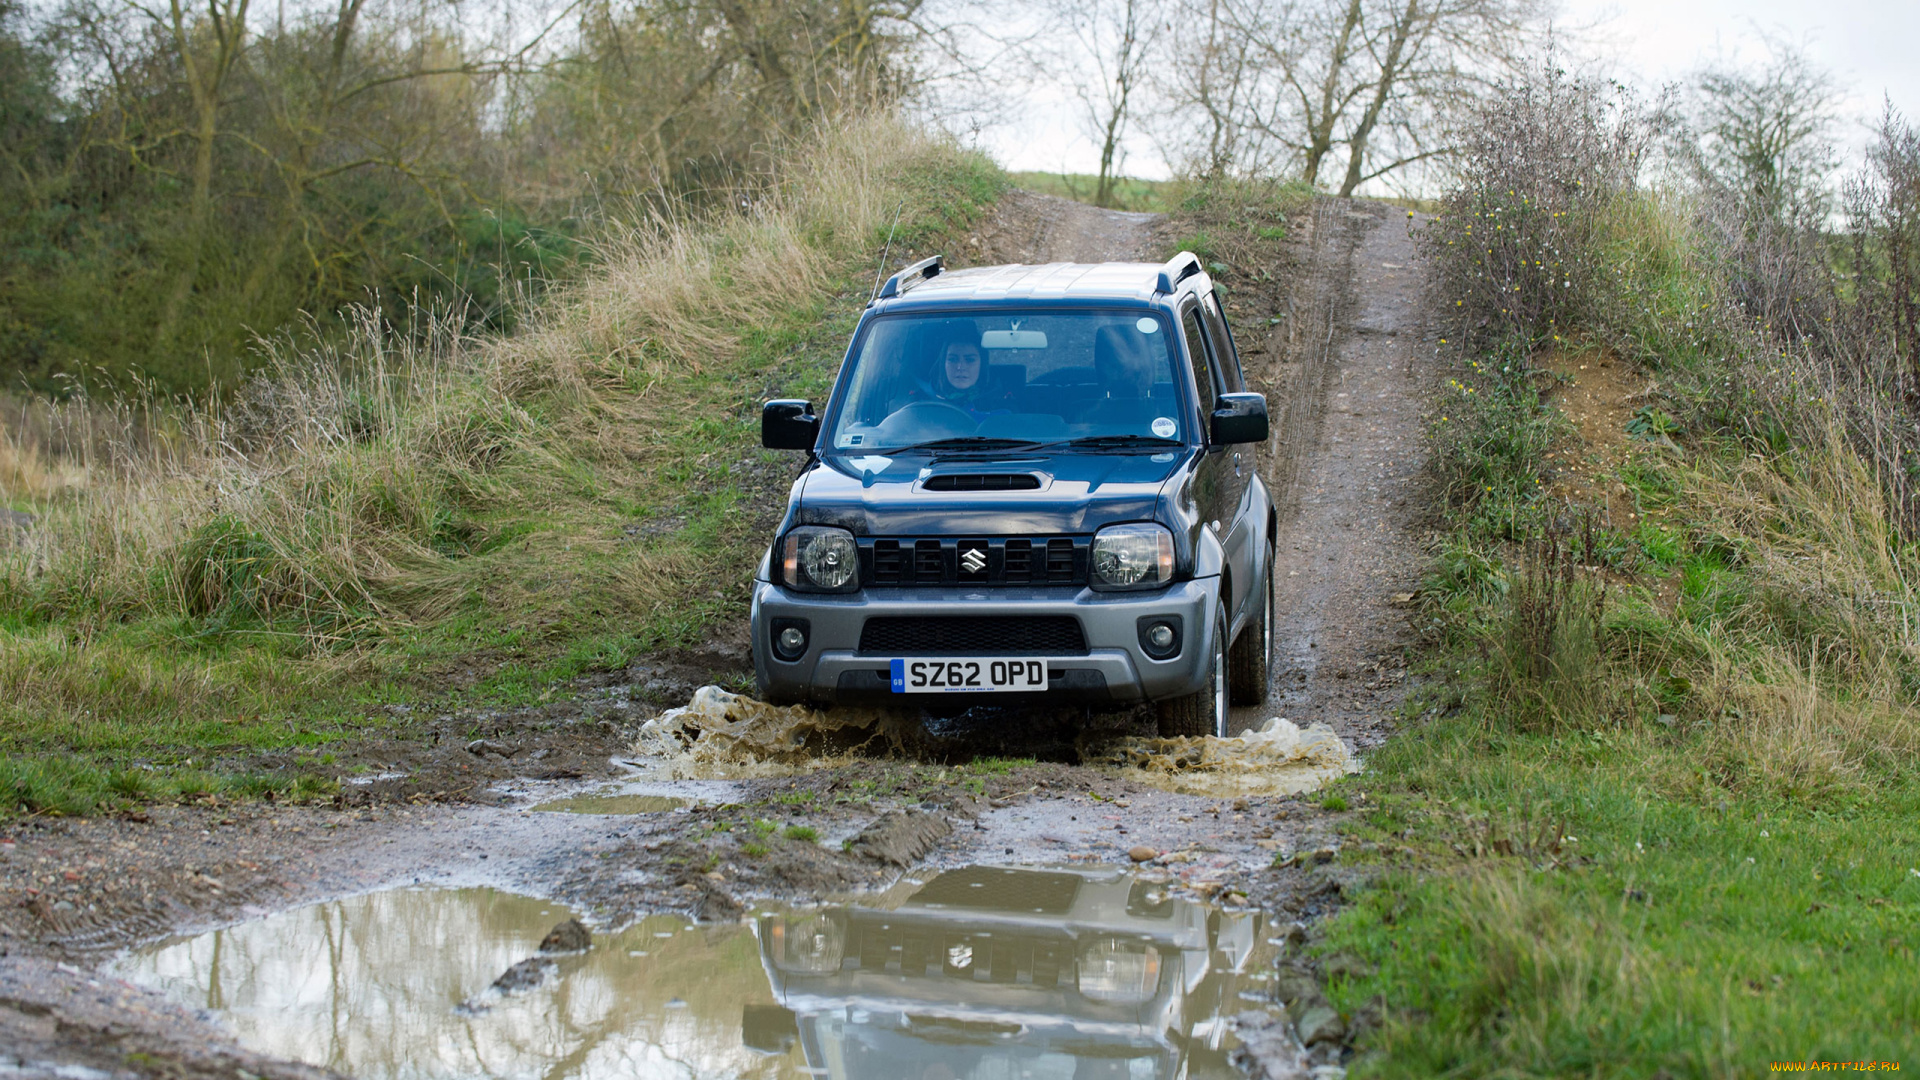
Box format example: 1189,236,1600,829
1210,392,1269,445
762,399,818,450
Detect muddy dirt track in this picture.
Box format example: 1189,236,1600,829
0,194,1435,1080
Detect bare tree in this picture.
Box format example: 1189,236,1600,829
1845,103,1920,386
1044,0,1162,206
1162,0,1545,193
143,0,253,351
1160,0,1258,177
1692,33,1840,227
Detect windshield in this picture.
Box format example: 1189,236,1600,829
826,310,1188,453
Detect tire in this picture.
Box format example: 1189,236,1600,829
1157,609,1230,739
1229,550,1274,706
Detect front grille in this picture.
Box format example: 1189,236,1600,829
858,616,1088,655
1046,538,1074,577
863,536,1087,587
847,917,1075,987
913,539,942,579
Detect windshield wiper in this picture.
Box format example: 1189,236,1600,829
893,436,1044,453
1059,434,1186,449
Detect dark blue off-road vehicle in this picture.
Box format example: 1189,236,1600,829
751,253,1274,737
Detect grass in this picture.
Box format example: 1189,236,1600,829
0,115,1007,815
963,757,1036,775
1156,175,1315,278
1317,173,1920,1072
1323,459,1920,1068
1009,171,1174,213
1322,717,1920,1073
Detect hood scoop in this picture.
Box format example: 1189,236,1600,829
919,473,1042,492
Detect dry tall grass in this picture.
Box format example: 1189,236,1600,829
1680,429,1920,793
0,115,971,647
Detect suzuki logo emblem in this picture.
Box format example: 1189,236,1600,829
960,547,987,574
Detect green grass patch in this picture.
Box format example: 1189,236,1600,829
1008,171,1174,213
1323,713,1920,1074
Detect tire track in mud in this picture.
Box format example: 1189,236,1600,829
1237,202,1432,749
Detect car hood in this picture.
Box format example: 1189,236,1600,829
792,450,1186,535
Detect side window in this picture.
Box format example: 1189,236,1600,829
1200,291,1245,391
1180,306,1217,431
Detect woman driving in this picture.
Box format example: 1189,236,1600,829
908,326,1009,420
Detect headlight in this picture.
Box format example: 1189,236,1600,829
781,526,859,592
1077,938,1161,1004
768,912,844,973
1090,523,1174,590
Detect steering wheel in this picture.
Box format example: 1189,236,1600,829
877,400,977,442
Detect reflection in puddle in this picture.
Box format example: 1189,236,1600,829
115,869,1278,1080
531,792,688,814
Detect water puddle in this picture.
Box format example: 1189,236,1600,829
530,792,688,814
114,867,1281,1080
1100,717,1360,797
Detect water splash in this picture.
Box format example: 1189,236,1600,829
632,687,1358,797
1100,717,1359,797
631,686,913,778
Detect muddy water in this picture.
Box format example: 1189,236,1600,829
1100,717,1359,798
114,868,1280,1080
531,792,688,814
634,685,1359,798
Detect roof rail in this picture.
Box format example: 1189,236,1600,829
1155,252,1204,294
874,255,945,301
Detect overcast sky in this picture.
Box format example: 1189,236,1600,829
978,0,1920,183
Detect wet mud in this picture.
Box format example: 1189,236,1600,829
531,792,689,814
6,194,1435,1080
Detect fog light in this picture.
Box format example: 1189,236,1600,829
770,618,809,661
1137,616,1182,659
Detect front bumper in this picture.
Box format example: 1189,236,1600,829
750,579,1219,706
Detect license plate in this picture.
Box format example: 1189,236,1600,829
889,658,1050,693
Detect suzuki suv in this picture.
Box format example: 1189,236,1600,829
752,252,1274,737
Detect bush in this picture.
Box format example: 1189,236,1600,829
1428,335,1563,540
1425,64,1651,354
1489,522,1610,731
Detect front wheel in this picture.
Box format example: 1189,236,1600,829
1156,609,1230,738
1229,551,1274,706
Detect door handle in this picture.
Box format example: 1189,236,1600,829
1233,452,1243,477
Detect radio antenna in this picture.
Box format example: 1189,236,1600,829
869,200,906,303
